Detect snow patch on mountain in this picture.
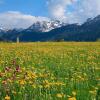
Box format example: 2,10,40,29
27,20,66,32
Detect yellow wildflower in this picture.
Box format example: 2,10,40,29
19,80,26,85
72,91,77,96
5,95,10,100
56,93,63,98
68,97,76,100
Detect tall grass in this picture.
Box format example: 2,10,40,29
0,42,100,100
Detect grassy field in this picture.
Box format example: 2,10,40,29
0,42,100,100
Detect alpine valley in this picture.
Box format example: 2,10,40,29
0,15,100,42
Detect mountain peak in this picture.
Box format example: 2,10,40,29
94,15,100,21
27,20,66,32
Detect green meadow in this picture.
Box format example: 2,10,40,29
0,42,100,100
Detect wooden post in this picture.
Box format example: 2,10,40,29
17,36,19,43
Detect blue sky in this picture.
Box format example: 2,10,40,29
0,0,48,17
0,0,100,29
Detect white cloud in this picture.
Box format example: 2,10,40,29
1,0,100,29
48,0,100,23
0,11,50,29
48,0,75,20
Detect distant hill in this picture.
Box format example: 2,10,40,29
0,15,100,42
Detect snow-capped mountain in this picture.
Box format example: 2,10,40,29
0,20,66,33
6,28,24,33
0,27,11,33
0,28,7,33
0,15,100,42
26,20,66,32
0,27,5,32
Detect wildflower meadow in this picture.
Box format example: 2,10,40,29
0,42,100,100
